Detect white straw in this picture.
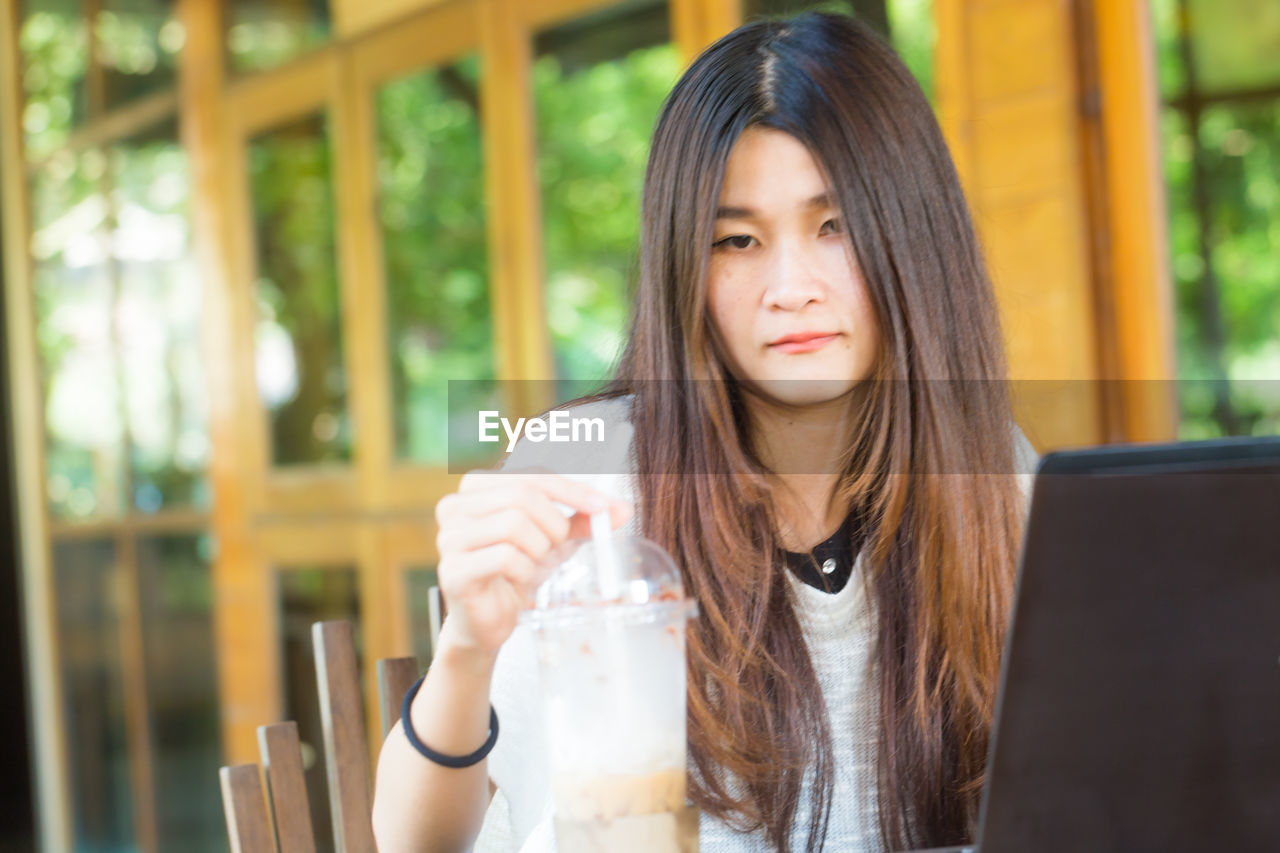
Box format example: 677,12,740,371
590,509,622,601
590,509,634,748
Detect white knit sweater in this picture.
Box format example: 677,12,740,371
471,395,1036,853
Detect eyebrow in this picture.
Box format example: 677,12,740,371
715,192,834,220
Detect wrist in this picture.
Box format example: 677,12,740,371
409,621,500,759
434,618,500,676
400,675,500,769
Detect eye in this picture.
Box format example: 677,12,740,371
820,218,843,235
712,234,756,250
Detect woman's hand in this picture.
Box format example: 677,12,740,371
434,467,633,655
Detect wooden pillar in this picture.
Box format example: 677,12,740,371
936,0,1175,450
672,0,741,66
330,47,401,755
178,0,276,765
480,0,555,413
0,1,74,848
1092,0,1179,441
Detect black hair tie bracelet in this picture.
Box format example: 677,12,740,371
400,674,499,768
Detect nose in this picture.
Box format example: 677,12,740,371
762,242,825,311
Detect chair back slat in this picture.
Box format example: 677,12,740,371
219,764,274,853
377,657,421,738
427,584,444,653
312,620,378,853
258,721,318,853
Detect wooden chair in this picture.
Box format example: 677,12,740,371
219,587,444,852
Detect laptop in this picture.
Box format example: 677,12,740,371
906,436,1280,853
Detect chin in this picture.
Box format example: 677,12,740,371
745,375,860,408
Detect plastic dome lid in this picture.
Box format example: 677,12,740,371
520,533,697,630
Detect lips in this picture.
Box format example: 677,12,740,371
768,331,840,353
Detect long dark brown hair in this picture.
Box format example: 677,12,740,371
577,12,1026,851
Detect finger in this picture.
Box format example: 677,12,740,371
437,484,572,544
439,508,555,564
610,499,634,528
566,499,634,539
442,543,538,597
460,468,614,517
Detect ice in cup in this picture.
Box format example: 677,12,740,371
520,532,699,850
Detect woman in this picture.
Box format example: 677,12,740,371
373,11,1036,852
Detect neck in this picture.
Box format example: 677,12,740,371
741,387,860,551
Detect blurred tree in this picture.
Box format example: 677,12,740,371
225,0,331,74
377,55,496,464
1152,0,1280,438
535,38,682,385
248,114,353,465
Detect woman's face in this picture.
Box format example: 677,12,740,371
707,126,880,407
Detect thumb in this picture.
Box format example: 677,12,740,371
566,499,632,539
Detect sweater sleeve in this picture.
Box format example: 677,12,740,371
472,788,515,852
476,621,553,849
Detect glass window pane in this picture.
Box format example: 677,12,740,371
1188,0,1280,95
1158,109,1215,433
404,566,439,667
52,538,136,850
20,1,91,162
884,0,935,103
1156,2,1280,439
226,0,331,74
95,0,182,108
32,152,128,520
533,2,680,390
277,567,362,853
1197,101,1280,434
1150,0,1187,102
109,122,211,512
137,534,223,851
376,55,496,464
248,114,352,466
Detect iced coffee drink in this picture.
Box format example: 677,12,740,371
551,768,687,822
521,533,699,852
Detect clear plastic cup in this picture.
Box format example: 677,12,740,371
520,533,698,835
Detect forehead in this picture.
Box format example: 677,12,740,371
718,127,831,203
